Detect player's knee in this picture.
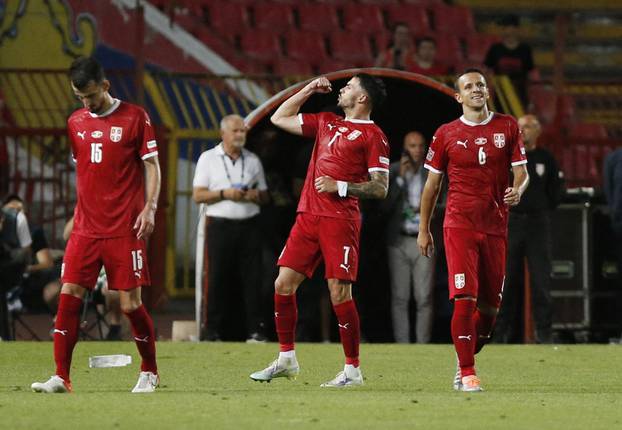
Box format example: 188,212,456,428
60,283,86,299
274,277,295,295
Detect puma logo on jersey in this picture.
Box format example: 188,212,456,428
77,131,86,140
134,271,142,278
134,336,149,343
327,123,336,130
340,263,350,273
381,138,388,146
274,312,279,318
54,329,68,336
338,323,350,330
458,335,472,341
457,139,468,148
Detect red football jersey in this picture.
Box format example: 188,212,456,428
424,112,527,236
298,112,390,220
67,99,158,238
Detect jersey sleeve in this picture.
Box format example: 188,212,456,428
137,109,158,160
424,127,448,174
365,129,390,174
509,119,527,166
298,113,321,138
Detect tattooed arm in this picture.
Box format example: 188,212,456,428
314,171,389,199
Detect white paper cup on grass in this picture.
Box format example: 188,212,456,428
89,354,132,368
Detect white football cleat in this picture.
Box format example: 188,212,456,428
31,375,72,393
460,375,483,392
131,371,159,393
320,365,363,388
250,357,299,382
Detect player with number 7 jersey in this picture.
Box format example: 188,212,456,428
250,74,389,388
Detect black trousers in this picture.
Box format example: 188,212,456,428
205,216,263,339
495,211,553,343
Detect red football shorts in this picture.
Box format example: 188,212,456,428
278,213,361,282
443,227,506,308
62,233,151,290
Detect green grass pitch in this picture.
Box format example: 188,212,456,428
1,342,620,429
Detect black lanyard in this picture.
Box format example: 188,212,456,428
221,152,245,186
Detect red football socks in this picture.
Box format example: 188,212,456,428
53,293,83,382
125,305,157,374
474,309,496,354
452,299,477,377
274,293,297,352
333,300,360,368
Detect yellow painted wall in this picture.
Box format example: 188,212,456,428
0,0,96,69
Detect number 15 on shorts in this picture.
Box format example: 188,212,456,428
132,249,143,278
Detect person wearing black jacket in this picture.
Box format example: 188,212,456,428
494,114,564,344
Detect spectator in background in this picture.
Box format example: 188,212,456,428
494,115,564,344
409,37,450,76
375,22,417,71
484,15,536,108
0,194,32,339
603,148,622,343
192,114,269,343
381,132,434,343
2,195,61,315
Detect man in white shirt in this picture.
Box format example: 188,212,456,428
193,114,269,342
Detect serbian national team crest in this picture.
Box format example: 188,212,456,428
110,126,123,142
454,273,466,289
493,133,506,148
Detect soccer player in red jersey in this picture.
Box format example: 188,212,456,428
250,75,390,387
31,57,161,393
418,68,529,392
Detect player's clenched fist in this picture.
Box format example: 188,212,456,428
305,77,332,94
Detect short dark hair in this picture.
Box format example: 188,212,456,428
415,37,436,50
69,56,105,90
2,194,22,207
354,73,387,111
453,68,487,91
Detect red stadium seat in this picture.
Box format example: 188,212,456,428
207,1,250,37
329,32,375,66
317,58,352,74
530,85,557,124
240,32,282,62
284,31,328,63
385,4,430,37
342,4,386,34
271,58,314,76
465,33,500,63
431,4,475,36
252,3,295,32
298,3,340,33
433,33,463,68
569,122,609,139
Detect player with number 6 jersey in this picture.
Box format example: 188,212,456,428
32,57,161,395
418,68,529,392
250,74,389,388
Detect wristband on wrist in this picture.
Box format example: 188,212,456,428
220,189,225,200
337,181,348,198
